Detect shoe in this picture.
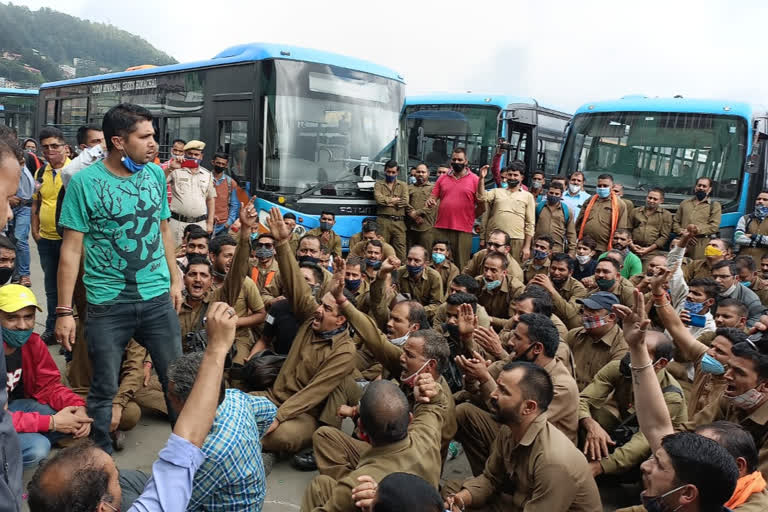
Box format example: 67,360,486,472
291,448,317,471
447,440,463,460
111,431,126,452
19,276,31,287
262,452,276,476
41,331,57,346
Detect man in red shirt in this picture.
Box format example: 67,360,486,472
426,147,487,270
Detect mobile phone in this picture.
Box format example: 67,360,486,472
688,313,706,328
181,159,198,168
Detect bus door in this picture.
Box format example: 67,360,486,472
500,107,536,176
212,96,251,199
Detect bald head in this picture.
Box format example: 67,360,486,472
644,330,675,362
359,380,411,446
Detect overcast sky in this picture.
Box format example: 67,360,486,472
12,0,768,111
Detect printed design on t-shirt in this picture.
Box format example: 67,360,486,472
7,368,21,393
87,171,165,301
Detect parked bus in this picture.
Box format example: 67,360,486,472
37,43,406,249
0,88,38,140
557,96,768,239
399,93,571,184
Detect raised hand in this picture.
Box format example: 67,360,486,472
379,256,400,275
205,302,238,355
455,350,492,384
473,326,504,359
457,303,477,337
239,198,258,229
413,372,438,403
266,207,292,242
612,289,649,349
479,165,489,179
331,256,346,300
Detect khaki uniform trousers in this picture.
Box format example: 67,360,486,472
454,402,501,476
301,474,337,511
313,425,370,480
407,229,433,255
119,375,167,431
435,228,474,271
377,217,407,260
509,239,525,266
168,217,206,247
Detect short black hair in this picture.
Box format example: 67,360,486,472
0,133,23,164
717,298,748,318
500,360,554,412
597,173,614,183
362,221,380,234
432,239,452,253
373,473,443,512
714,327,748,347
507,160,525,173
548,182,564,192
384,159,398,170
735,254,756,272
688,278,719,300
102,103,153,151
534,234,554,250
517,313,559,358
185,254,212,274
403,301,430,330
446,292,478,313
359,380,410,445
550,252,575,272
596,257,620,273
514,286,553,317
172,138,186,146
483,251,508,269
209,234,237,256
649,187,665,199
578,235,597,251
488,229,511,246
653,339,675,362
661,432,738,512
212,151,229,161
187,230,211,243
283,212,297,221
320,210,335,219
184,223,207,237
711,260,737,276
299,261,324,284
38,126,65,143
451,274,480,294
365,239,383,252
0,235,16,252
695,421,759,475
76,124,102,146
731,340,768,379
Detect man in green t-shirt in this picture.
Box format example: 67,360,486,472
55,103,185,454
607,228,643,279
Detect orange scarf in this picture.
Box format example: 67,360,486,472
578,192,620,250
725,471,766,509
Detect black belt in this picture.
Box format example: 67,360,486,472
171,212,207,223
378,214,405,221
15,199,33,208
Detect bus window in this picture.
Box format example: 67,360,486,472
45,100,56,125
161,117,200,159
218,120,248,177
59,97,88,141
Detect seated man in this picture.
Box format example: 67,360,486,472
28,301,240,512
564,291,628,390
429,239,459,297
454,312,580,477
609,228,643,279
397,245,443,307
357,472,445,512
711,260,766,327
249,233,280,297
166,351,277,511
588,255,636,308
529,252,589,328
578,333,687,478
736,254,768,306
463,229,524,283
262,233,333,305
4,285,93,468
307,211,342,258
521,234,553,283
443,361,602,511
303,376,447,512
431,274,492,328
253,208,356,455
342,256,370,313
475,252,525,330
176,226,210,272
349,221,396,261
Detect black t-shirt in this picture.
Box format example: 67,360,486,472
5,348,23,402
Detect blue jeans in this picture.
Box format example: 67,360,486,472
86,292,181,453
7,399,65,468
36,237,62,334
11,205,30,277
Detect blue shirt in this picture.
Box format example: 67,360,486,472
16,165,35,201
187,389,278,512
562,189,591,219
128,433,205,512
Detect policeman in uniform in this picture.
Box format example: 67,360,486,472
630,187,672,261
406,163,436,251
673,177,722,260
167,140,216,245
374,160,408,260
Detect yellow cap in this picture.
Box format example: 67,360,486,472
0,284,42,313
183,140,206,151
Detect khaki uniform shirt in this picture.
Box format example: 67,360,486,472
349,240,395,260
681,342,727,419
397,266,444,307
178,231,252,345
250,259,280,295
574,195,629,252
522,258,550,284
348,232,363,249
750,277,768,306
683,258,716,282
673,197,722,236
485,357,579,444
461,414,602,510
168,166,217,217
631,207,672,249
583,277,636,309
475,275,525,329
308,385,448,512
262,264,333,306
430,260,459,296
564,324,629,391
738,215,768,262
478,187,536,240
374,180,409,216
288,232,300,255
341,298,457,456
551,277,589,328
535,203,577,254
307,228,342,258
578,361,687,474
464,249,524,282
684,395,768,479
406,182,436,232
260,240,356,423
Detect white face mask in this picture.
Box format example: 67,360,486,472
401,358,434,387
389,331,410,346
576,254,592,264
568,184,581,194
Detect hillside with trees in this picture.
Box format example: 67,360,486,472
0,2,176,87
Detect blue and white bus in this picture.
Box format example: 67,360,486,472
558,96,768,239
399,93,571,183
0,88,38,140
37,43,406,249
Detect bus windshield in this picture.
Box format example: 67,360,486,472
263,60,404,196
400,105,499,171
559,111,748,211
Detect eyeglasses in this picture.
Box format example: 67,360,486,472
487,242,506,250
255,243,274,249
41,143,64,151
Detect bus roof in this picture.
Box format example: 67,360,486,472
574,96,758,122
40,42,405,89
0,88,38,96
406,93,537,110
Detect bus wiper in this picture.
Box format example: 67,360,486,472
298,177,360,198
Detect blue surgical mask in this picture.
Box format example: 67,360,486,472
485,279,502,291
406,264,423,276
500,181,509,189
432,252,446,265
121,154,146,173
596,187,611,198
385,174,396,183
345,278,362,291
682,300,705,314
533,250,548,261
365,258,382,270
741,281,753,288
700,353,725,375
319,221,333,232
2,327,33,348
408,176,417,185
756,205,768,218
546,195,561,205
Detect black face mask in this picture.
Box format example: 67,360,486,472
451,162,464,173
298,255,319,265
213,165,227,173
442,322,460,339
507,179,520,189
695,190,708,201
0,266,12,285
